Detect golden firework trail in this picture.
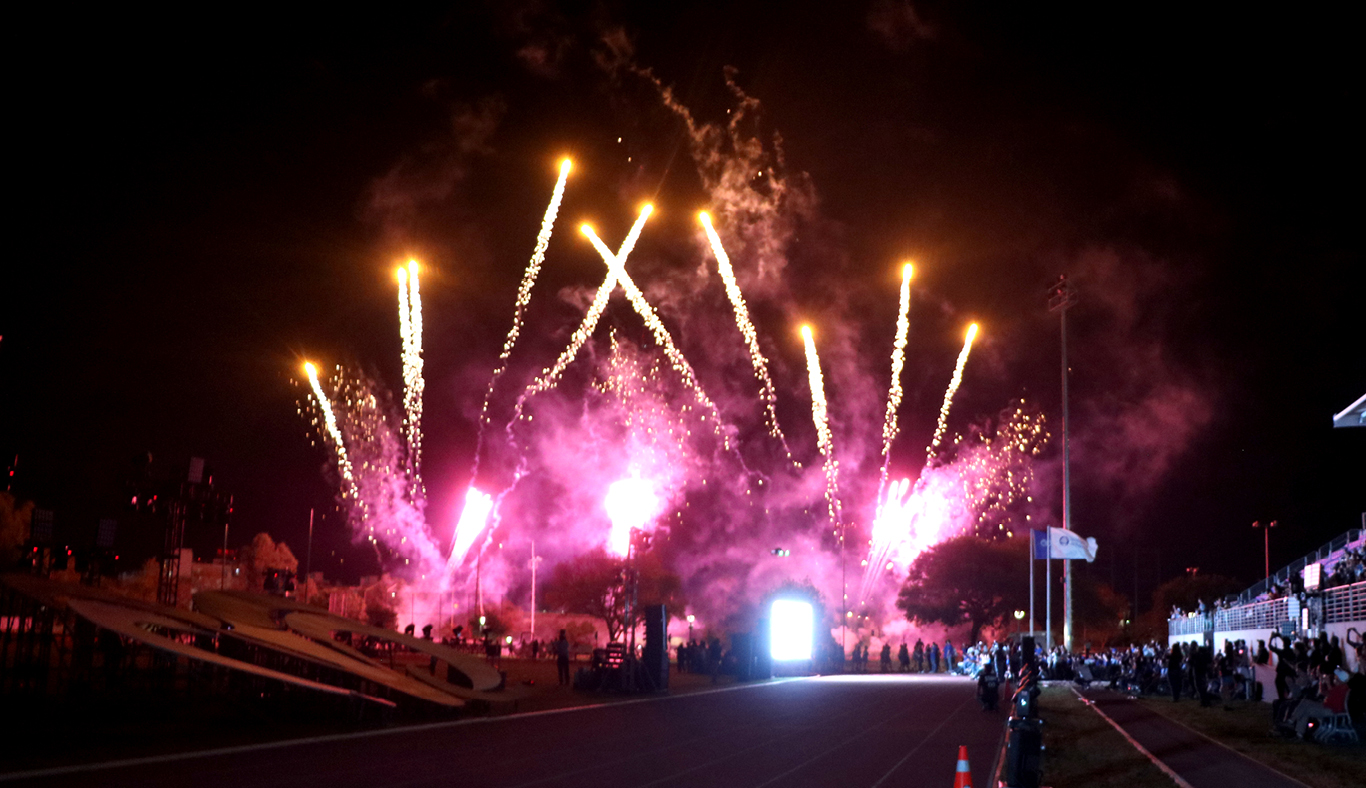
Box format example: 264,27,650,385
477,159,572,434
801,325,841,526
304,362,360,503
396,261,424,500
515,204,653,414
927,322,979,462
876,263,914,502
699,211,792,461
582,216,733,451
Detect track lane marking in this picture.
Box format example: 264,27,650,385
0,677,807,783
868,692,976,788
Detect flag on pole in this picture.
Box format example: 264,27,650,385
1036,525,1097,562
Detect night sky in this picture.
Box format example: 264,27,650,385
5,3,1361,601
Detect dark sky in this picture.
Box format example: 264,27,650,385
5,2,1361,597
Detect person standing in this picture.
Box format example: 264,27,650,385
898,642,910,672
880,642,893,673
555,629,571,686
929,642,941,674
913,639,924,673
944,640,957,675
1166,644,1184,702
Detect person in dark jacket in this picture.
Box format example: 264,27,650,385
1166,644,1184,702
978,663,1000,710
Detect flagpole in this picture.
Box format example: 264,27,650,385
1045,526,1052,650
1029,529,1036,639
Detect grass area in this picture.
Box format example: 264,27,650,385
1038,685,1175,788
1136,696,1366,788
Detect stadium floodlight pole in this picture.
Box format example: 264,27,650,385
1253,520,1277,583
1048,275,1077,651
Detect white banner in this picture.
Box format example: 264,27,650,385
1047,526,1097,562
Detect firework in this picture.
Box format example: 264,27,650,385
304,362,358,494
876,263,914,502
956,402,1048,536
698,211,791,460
927,323,978,462
515,204,653,413
604,475,660,557
861,476,912,601
475,159,572,444
396,261,425,501
582,217,733,451
801,325,841,526
448,487,494,570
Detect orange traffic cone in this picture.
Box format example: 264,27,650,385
953,745,973,788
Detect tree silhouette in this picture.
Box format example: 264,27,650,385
545,547,684,642
896,535,1025,643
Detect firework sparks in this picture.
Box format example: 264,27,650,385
448,487,494,570
604,474,660,557
396,261,425,502
304,362,358,496
860,476,912,601
876,263,914,501
582,216,733,452
927,322,978,462
514,204,653,415
801,325,841,527
475,160,572,452
698,211,791,461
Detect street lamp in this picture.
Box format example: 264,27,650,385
1253,520,1278,583
1014,609,1025,635
686,614,695,642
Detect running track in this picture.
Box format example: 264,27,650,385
3,675,1005,788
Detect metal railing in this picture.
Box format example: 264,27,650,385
1239,529,1363,603
1168,614,1213,637
1213,597,1290,631
1172,581,1366,639
1324,580,1366,624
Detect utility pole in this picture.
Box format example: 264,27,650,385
305,507,314,598
1048,275,1077,651
839,519,849,667
529,540,542,641
221,515,229,590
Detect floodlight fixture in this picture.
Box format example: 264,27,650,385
770,599,814,661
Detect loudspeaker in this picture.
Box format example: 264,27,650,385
643,604,669,690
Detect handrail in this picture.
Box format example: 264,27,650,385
1172,580,1366,639
1238,529,1363,603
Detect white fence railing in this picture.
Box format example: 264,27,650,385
1169,614,1213,637
1214,597,1290,631
1173,581,1366,639
1323,580,1366,624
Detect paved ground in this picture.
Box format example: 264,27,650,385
1079,688,1310,788
3,675,1004,788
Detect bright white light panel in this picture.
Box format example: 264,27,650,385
770,599,814,661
